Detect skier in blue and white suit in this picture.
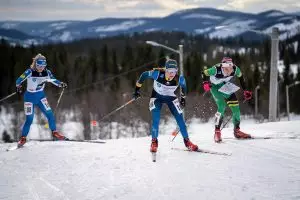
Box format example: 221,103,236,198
133,59,198,152
16,53,68,147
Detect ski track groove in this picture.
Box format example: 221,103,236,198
225,139,300,167
39,177,70,200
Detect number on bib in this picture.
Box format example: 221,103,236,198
172,99,183,114
41,98,51,111
24,102,33,115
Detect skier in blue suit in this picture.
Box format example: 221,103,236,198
133,59,198,152
16,53,68,147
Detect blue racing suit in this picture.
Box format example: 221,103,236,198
136,69,188,139
16,68,62,137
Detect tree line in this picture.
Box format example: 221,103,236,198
0,31,299,140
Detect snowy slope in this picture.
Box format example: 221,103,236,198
0,120,300,200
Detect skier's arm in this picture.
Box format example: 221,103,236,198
235,66,252,100
234,66,246,90
47,69,66,88
135,70,159,90
179,75,187,96
202,66,217,81
16,69,32,86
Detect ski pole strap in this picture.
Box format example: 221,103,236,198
99,98,139,121
0,92,16,103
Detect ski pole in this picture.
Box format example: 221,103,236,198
99,97,139,122
172,91,208,141
171,117,191,142
54,88,65,113
221,115,232,130
0,92,16,103
171,127,180,141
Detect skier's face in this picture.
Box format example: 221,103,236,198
221,63,233,76
165,68,177,80
36,59,46,72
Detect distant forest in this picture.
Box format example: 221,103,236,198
1,31,300,139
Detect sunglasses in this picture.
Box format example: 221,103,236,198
36,59,47,69
166,68,178,74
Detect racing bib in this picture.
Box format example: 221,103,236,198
218,82,240,95
153,80,178,96
172,98,183,114
24,102,33,115
41,98,51,111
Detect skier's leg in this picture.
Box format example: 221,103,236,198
210,88,226,129
210,88,227,142
19,94,35,147
149,98,162,152
37,96,67,140
37,97,56,131
227,94,251,138
21,102,35,137
167,98,198,151
167,98,188,138
150,98,162,139
226,94,240,129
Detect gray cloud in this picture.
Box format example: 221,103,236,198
0,0,299,21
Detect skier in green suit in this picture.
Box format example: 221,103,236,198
202,57,252,142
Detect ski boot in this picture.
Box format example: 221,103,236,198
184,138,198,151
214,128,222,143
52,131,69,141
234,128,251,139
150,138,158,152
17,136,26,148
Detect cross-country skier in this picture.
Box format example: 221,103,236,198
202,57,252,143
16,53,68,147
133,59,198,152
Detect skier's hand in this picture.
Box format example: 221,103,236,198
59,82,68,88
203,81,211,92
16,85,23,95
132,90,141,100
180,96,186,107
243,90,252,101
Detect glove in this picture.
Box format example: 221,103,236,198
59,82,68,88
243,90,252,101
180,96,186,107
16,85,23,95
203,81,211,92
132,88,141,100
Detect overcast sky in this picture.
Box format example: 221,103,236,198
1,0,300,21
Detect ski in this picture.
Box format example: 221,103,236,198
223,135,300,140
6,144,30,151
6,146,21,151
172,147,231,156
151,152,157,162
28,139,106,144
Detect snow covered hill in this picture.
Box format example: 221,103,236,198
1,8,300,45
0,120,300,200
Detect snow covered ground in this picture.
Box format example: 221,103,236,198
0,119,300,200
